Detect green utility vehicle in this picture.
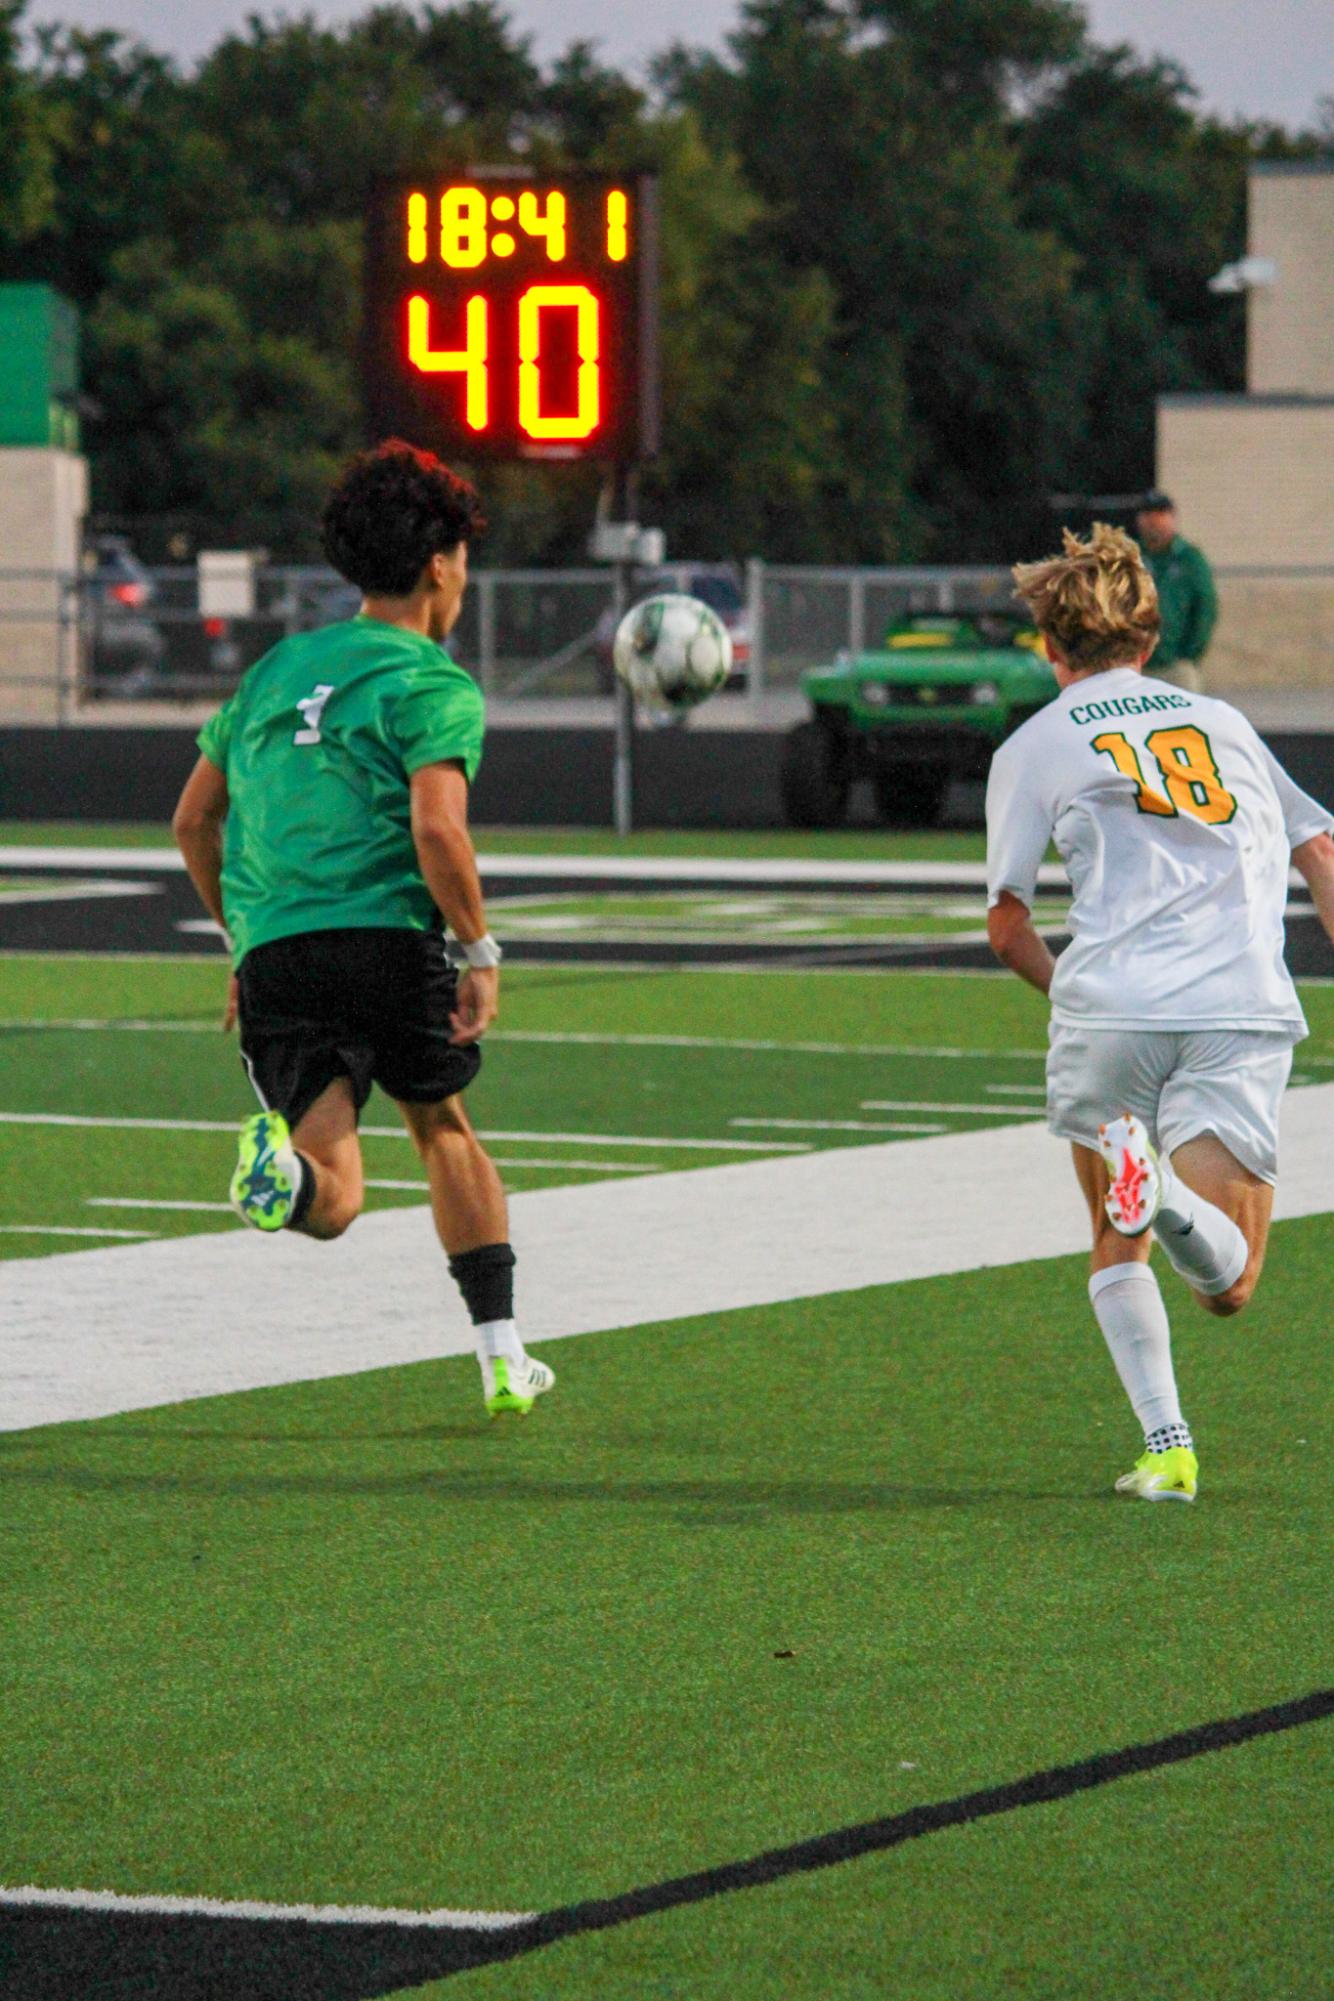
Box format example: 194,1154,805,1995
780,613,1058,827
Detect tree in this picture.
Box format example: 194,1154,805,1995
0,0,57,260
1016,46,1250,491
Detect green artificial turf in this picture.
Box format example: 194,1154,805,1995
3,1219,1330,1999
1,957,1331,1257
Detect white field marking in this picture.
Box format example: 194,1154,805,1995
0,847,189,871
0,1224,155,1239
0,1018,218,1033
6,844,1321,896
0,880,161,907
3,1083,1332,1433
729,1116,948,1134
176,919,228,938
986,1083,1048,1096
0,1111,808,1153
467,1032,1041,1061
0,1019,1052,1061
8,948,1331,988
366,1161,657,1187
0,1885,533,1931
860,1099,1044,1117
0,845,1040,887
86,1198,235,1213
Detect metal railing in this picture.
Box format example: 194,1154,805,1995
1,561,1330,720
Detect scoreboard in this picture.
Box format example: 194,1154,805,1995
363,174,659,463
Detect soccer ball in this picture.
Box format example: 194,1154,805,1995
612,593,733,710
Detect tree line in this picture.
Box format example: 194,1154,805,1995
0,0,1327,563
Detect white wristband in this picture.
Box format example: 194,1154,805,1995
452,932,502,969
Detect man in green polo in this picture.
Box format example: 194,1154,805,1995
172,439,554,1420
1134,489,1218,692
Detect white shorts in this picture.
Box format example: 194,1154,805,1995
1046,1025,1296,1184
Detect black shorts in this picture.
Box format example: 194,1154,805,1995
236,926,482,1129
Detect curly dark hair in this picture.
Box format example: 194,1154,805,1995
320,440,486,595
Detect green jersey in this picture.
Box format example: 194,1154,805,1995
197,616,485,966
1144,534,1217,669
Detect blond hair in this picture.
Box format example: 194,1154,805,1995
1012,523,1160,673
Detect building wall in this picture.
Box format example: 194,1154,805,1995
1248,164,1334,397
1205,575,1334,691
1157,398,1334,568
0,448,89,721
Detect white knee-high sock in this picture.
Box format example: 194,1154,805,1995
1088,1263,1188,1440
1153,1163,1248,1296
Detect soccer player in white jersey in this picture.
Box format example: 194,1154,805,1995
986,524,1334,1502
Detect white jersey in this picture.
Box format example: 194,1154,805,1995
985,668,1332,1036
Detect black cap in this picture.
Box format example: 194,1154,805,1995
1138,489,1174,512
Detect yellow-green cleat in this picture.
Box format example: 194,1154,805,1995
482,1353,556,1419
230,1111,301,1232
1115,1446,1198,1503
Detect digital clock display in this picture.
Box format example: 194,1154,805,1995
363,175,659,462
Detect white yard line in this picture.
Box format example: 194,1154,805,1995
0,1019,1052,1060
860,1099,1043,1117
0,1224,155,1239
367,1161,656,1185
494,1031,1047,1060
2,1084,1331,1433
0,1018,219,1032
0,844,1036,887
729,1116,949,1134
86,1197,236,1214
0,881,160,907
0,1885,533,1930
1,844,1320,892
0,1111,807,1153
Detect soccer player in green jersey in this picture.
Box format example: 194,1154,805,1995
172,440,554,1419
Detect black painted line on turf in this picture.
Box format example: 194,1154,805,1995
2,1689,1329,1999
424,1685,1334,1983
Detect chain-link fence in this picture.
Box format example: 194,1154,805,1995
1,560,1331,718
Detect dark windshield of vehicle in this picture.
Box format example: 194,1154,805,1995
687,575,744,616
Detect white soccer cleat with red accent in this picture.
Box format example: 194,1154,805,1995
1098,1113,1164,1237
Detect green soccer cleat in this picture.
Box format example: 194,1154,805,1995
482,1353,556,1419
230,1111,302,1232
1115,1446,1198,1503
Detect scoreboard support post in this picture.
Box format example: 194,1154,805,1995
612,578,636,839
361,172,661,834
591,473,643,837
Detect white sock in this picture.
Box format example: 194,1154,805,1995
475,1318,523,1365
1153,1162,1248,1296
1088,1263,1186,1438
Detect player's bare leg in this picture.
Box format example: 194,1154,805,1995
289,1078,365,1240
1167,1132,1273,1319
1072,1142,1197,1501
399,1093,554,1416
399,1092,506,1252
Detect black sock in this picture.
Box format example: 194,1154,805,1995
284,1154,318,1232
448,1242,516,1325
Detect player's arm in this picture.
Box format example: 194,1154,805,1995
409,759,498,1045
987,891,1057,994
985,738,1056,995
173,755,229,931
172,755,236,1030
1292,832,1334,949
